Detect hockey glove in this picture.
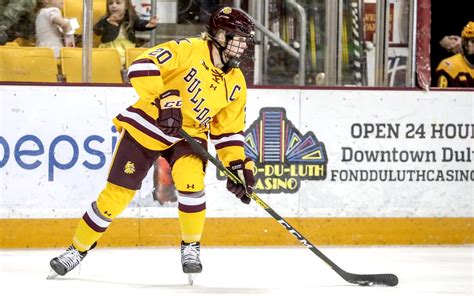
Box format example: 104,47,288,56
226,158,255,204
154,90,183,137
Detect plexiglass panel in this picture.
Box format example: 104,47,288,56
0,0,414,86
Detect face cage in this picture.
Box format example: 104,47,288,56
462,37,474,64
223,35,255,66
462,37,474,54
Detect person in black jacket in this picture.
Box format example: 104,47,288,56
94,0,158,66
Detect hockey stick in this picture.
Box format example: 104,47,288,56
180,130,399,287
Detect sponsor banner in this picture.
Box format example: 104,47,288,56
0,86,145,216
1,86,472,218
299,89,473,218
217,107,328,194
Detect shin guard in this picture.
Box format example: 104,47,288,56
72,182,136,251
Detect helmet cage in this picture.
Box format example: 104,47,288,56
223,33,255,65
461,21,474,63
207,7,255,68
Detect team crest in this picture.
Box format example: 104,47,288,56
217,107,328,193
222,7,232,14
124,161,136,174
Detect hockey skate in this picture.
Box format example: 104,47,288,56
47,242,96,279
181,241,202,285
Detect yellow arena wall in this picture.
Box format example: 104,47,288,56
1,218,472,248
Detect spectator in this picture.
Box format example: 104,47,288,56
430,1,472,87
435,21,474,87
93,0,158,67
439,35,462,55
0,0,37,45
152,157,177,205
35,0,75,58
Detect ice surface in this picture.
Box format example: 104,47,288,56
1,246,472,296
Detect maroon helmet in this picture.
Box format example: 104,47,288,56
207,7,255,68
208,7,255,38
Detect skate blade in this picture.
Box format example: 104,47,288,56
187,273,197,285
46,269,59,280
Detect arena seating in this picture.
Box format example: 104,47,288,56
0,47,58,82
60,48,123,83
63,0,107,36
125,47,149,69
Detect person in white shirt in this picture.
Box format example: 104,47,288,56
35,0,74,58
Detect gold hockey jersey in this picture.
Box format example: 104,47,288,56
435,53,474,87
114,37,248,166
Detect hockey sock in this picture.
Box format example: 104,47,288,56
178,191,206,243
172,155,206,243
72,182,136,252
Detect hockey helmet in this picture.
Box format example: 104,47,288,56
208,7,255,39
461,21,474,39
207,7,255,69
461,21,474,63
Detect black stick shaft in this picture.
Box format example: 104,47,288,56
179,130,398,287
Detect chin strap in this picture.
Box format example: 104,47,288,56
209,34,241,71
221,58,241,73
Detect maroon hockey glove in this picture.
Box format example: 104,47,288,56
226,158,255,204
154,90,183,137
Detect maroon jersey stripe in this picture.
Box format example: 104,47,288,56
214,140,244,150
126,106,156,125
115,114,173,146
128,70,161,79
131,58,155,65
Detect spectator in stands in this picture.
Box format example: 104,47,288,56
439,35,462,55
152,157,177,205
35,0,75,58
435,21,474,87
93,0,158,67
0,0,37,45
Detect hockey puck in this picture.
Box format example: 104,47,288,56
358,281,374,286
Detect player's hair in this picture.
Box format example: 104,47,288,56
201,31,210,40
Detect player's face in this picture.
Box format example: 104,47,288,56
223,35,248,62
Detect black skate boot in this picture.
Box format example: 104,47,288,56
47,242,96,279
181,241,202,285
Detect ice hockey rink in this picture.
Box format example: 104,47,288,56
1,245,472,296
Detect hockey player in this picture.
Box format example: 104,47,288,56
48,6,256,283
435,21,474,87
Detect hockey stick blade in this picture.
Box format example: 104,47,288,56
338,268,399,286
179,130,398,287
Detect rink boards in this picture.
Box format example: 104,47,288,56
0,85,473,247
